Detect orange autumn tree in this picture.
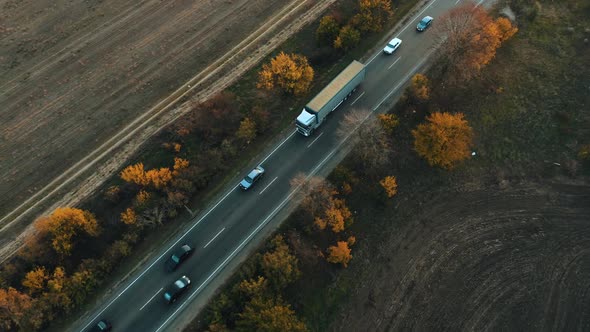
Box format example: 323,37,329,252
35,207,100,256
326,238,354,267
412,112,474,170
120,207,137,225
0,287,33,330
315,198,353,233
435,3,518,84
380,176,398,198
120,163,148,186
257,52,314,96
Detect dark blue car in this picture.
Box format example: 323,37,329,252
417,16,434,32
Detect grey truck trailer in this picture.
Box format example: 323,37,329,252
295,60,366,136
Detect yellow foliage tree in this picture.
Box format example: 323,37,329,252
380,176,398,198
22,267,48,295
237,117,257,143
257,52,314,96
261,235,301,289
378,114,399,135
120,207,137,225
412,112,474,170
409,74,430,101
238,276,269,299
35,207,100,256
327,241,352,267
352,0,393,33
238,297,307,332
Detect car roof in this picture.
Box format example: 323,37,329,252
422,16,433,21
388,37,401,44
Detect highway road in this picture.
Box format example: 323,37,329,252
76,0,486,331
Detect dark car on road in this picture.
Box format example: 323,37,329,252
163,275,191,303
417,16,433,31
165,244,194,272
91,319,112,332
239,165,265,190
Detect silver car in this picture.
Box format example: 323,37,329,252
239,165,265,190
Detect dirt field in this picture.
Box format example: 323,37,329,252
0,0,339,258
329,177,590,331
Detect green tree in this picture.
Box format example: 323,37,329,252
316,15,340,46
334,25,361,50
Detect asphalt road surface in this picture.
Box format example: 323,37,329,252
76,0,485,331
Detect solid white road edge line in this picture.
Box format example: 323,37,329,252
204,228,226,249
351,91,365,106
373,53,432,111
260,177,278,195
140,288,163,311
388,57,402,70
307,132,323,148
80,185,236,331
367,0,439,65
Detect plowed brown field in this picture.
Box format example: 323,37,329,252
331,179,590,331
0,0,336,259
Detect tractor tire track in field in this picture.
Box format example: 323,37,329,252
0,0,337,262
331,180,590,332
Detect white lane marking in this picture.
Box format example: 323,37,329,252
368,0,439,65
307,132,323,148
204,228,226,249
260,177,278,195
455,0,461,4
155,87,380,332
476,0,484,7
139,288,163,311
350,91,365,106
80,184,236,331
388,57,402,70
373,52,432,111
261,130,297,164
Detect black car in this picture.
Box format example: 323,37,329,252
91,319,112,332
165,244,194,271
163,275,191,303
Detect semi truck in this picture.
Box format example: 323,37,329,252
295,60,366,136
